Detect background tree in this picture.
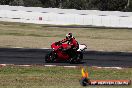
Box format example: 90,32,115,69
107,0,127,11
125,0,132,11
40,0,60,8
0,0,130,11
62,0,90,10
88,0,100,10
9,0,24,6
0,0,12,5
23,0,43,7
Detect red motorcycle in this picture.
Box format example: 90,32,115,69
45,41,87,63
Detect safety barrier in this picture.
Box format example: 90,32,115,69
0,5,132,28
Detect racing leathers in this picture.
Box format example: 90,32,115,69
61,37,79,59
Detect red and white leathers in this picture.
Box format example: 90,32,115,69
61,37,79,51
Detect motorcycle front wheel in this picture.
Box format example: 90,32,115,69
45,52,57,63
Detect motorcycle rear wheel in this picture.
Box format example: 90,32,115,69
70,52,83,64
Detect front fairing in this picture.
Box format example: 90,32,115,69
77,44,87,51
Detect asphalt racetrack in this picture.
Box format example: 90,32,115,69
0,48,132,67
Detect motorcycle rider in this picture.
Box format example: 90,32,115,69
60,33,79,61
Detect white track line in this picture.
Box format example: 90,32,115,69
0,64,124,69
92,66,123,69
0,64,6,66
63,66,77,68
12,47,50,49
16,65,31,67
44,65,57,67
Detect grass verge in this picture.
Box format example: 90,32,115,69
0,21,132,52
0,65,131,88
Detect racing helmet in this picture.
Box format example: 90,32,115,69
66,33,73,40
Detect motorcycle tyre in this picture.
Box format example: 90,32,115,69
45,52,57,63
70,52,83,64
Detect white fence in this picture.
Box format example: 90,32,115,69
0,5,132,28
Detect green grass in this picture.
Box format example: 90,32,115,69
0,21,132,39
0,21,132,52
0,66,131,88
0,22,131,88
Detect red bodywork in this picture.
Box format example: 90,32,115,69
45,41,83,63
51,42,71,61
